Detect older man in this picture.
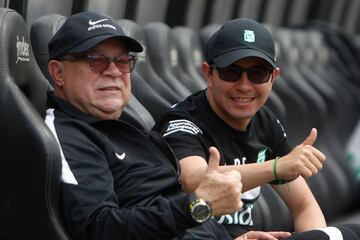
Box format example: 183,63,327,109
44,11,243,240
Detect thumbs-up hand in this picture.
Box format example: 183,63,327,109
206,146,221,173
275,128,326,180
194,147,243,216
300,128,317,146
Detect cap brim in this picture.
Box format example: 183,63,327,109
69,34,143,54
213,48,276,68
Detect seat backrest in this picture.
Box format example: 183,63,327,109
118,19,173,119
25,0,72,27
83,0,127,19
182,0,207,30
0,8,70,239
143,22,192,99
118,19,184,104
30,13,67,83
133,0,170,26
235,0,264,21
171,26,207,91
199,23,221,51
206,0,236,24
31,14,155,130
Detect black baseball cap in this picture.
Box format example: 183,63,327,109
205,18,276,68
48,11,143,60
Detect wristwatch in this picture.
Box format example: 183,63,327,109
188,193,212,223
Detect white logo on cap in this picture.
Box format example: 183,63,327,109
89,19,108,25
244,30,255,42
88,18,116,31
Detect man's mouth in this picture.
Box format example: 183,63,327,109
98,86,120,91
231,97,254,103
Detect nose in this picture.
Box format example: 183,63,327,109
233,72,253,91
104,61,123,76
236,71,252,86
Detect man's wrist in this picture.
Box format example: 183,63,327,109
188,193,212,223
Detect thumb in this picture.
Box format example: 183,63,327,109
301,128,317,146
207,146,221,172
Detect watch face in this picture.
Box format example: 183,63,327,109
189,195,212,223
194,204,211,221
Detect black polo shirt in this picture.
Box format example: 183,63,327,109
155,90,291,233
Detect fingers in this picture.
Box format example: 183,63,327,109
300,128,317,146
207,146,220,172
308,151,325,170
280,143,326,180
312,147,326,163
267,231,292,238
297,153,321,178
300,146,326,178
236,231,280,240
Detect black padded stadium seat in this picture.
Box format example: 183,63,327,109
0,8,70,239
305,22,360,141
262,0,288,27
306,30,360,139
181,0,208,30
235,0,264,21
296,27,360,213
286,0,312,26
199,23,221,51
117,19,174,119
25,0,73,27
133,0,170,26
292,29,353,135
270,27,333,217
291,29,350,142
265,91,287,124
266,25,312,146
143,22,193,100
171,26,207,91
274,27,356,220
118,19,182,105
83,0,127,19
290,28,360,212
30,14,155,130
30,14,66,83
204,0,236,25
121,95,155,130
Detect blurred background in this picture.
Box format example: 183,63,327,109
5,0,360,34
1,0,360,238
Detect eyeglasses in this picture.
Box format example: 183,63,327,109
59,54,137,73
214,65,274,84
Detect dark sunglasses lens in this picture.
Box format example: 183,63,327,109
218,66,272,84
218,67,242,82
247,67,272,84
88,55,109,72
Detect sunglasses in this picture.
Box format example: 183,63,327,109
214,65,274,84
59,54,137,73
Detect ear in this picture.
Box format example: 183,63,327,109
201,62,212,86
48,60,65,88
271,67,281,83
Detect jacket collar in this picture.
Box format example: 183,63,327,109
46,91,104,125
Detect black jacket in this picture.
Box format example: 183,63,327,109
44,93,200,240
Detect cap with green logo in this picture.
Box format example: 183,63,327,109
205,18,276,68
